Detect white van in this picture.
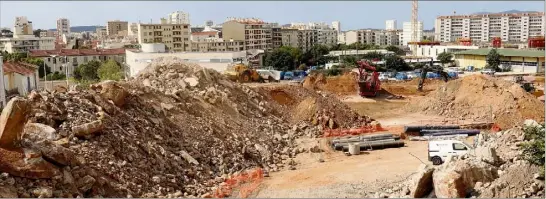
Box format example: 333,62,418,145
428,140,473,165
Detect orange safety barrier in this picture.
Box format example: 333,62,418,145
490,123,501,132
212,168,264,198
322,125,385,137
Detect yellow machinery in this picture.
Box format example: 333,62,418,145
223,63,264,83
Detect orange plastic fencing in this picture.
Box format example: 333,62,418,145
322,125,385,137
212,168,264,198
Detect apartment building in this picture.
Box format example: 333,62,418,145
345,29,400,46
39,31,56,38
435,11,545,43
283,22,338,49
190,39,245,52
386,20,397,30
402,21,424,46
222,18,273,51
28,48,125,75
107,20,129,36
13,17,33,35
272,27,283,49
127,23,138,36
137,21,191,52
332,21,341,33
281,29,318,52
168,11,190,25
95,27,107,38
57,18,70,37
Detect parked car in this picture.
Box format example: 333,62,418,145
428,140,473,165
395,72,409,80
406,72,417,79
481,69,496,75
379,74,389,81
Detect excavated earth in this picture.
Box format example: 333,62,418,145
0,57,373,198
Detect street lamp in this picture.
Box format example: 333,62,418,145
49,55,57,91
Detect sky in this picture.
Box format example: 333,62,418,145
0,1,544,31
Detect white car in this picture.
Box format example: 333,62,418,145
379,74,389,81
406,72,417,79
481,69,496,75
428,140,473,165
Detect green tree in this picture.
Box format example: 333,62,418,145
297,63,307,70
486,49,501,71
265,49,295,71
361,51,385,61
520,122,545,177
75,60,101,81
385,45,406,56
3,52,27,61
303,44,330,66
437,52,453,67
98,60,124,81
24,57,51,77
46,71,66,80
384,55,410,72
342,56,358,67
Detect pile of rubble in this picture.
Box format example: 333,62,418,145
409,75,545,129
369,120,545,198
0,57,368,198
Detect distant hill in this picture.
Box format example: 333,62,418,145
49,26,103,33
473,10,538,15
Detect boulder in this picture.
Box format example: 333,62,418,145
96,80,129,107
54,85,68,93
0,184,17,198
77,175,96,192
184,77,199,87
21,123,57,145
472,146,500,166
40,141,79,166
0,97,29,148
0,147,60,179
433,159,498,198
523,119,540,128
32,187,53,198
72,120,104,138
408,164,435,198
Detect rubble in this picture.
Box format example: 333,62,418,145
0,97,30,149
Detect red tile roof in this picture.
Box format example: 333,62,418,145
28,48,126,57
3,62,37,75
191,31,218,36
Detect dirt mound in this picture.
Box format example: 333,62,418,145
381,79,446,96
269,89,295,105
303,72,358,95
257,84,373,129
408,75,545,129
0,57,326,198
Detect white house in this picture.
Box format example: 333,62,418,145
2,61,39,98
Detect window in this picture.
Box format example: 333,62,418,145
48,58,51,62
73,57,77,63
453,143,468,150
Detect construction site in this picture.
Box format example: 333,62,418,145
0,55,543,198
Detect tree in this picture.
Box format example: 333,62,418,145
384,55,410,72
24,58,51,77
98,60,124,81
297,63,307,70
437,52,453,67
486,49,501,71
303,44,330,66
385,45,406,56
265,49,295,71
361,52,384,61
520,122,545,177
33,29,43,38
342,56,358,67
3,52,27,62
75,60,101,81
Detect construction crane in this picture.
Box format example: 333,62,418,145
411,0,418,56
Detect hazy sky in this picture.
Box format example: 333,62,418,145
1,1,544,31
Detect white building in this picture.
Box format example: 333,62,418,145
332,21,341,33
57,18,70,38
415,45,479,61
29,48,126,76
386,20,397,30
0,35,55,53
125,43,246,77
168,11,190,25
128,23,138,36
337,32,346,44
435,11,545,43
2,61,39,98
13,17,33,36
345,29,400,46
402,21,424,46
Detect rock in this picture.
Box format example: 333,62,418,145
97,80,129,107
32,187,53,198
77,175,96,192
201,193,212,198
472,146,500,165
0,97,29,148
161,103,175,111
533,173,543,180
408,164,435,198
0,184,17,198
53,138,69,147
63,169,74,185
54,85,68,93
22,123,57,143
523,120,540,128
184,77,199,87
40,141,79,166
0,147,60,179
143,79,151,87
72,120,104,138
180,150,199,165
433,159,498,198
177,80,187,89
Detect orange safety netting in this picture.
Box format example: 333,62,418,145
322,125,385,137
212,168,264,198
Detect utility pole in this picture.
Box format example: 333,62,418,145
65,56,69,88
50,55,57,90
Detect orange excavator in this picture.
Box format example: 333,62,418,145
357,60,381,97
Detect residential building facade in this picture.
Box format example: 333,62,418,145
168,11,190,25
107,20,129,36
332,21,341,33
345,29,401,46
190,39,245,52
28,48,125,76
435,11,546,43
281,29,318,52
2,61,39,98
402,21,424,46
95,27,107,38
13,17,33,36
56,18,70,38
39,31,56,38
137,23,191,52
222,18,273,50
128,23,138,36
386,20,397,30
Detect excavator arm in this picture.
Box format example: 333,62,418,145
417,59,449,92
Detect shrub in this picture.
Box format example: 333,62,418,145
520,122,545,177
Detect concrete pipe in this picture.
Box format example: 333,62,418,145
404,125,460,133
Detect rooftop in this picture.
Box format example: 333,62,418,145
3,61,37,75
438,11,544,19
454,48,545,58
29,48,126,57
191,31,218,36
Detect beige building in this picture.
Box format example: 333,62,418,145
190,39,245,52
28,48,125,76
222,18,273,50
191,31,220,42
281,29,318,52
39,30,55,38
272,27,283,49
137,22,191,52
13,16,33,36
96,27,107,38
345,29,400,46
435,11,545,43
128,23,138,36
107,20,129,36
57,18,70,38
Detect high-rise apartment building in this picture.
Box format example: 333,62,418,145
107,20,129,36
222,18,273,50
168,11,190,25
56,18,70,37
283,22,338,50
137,22,191,52
435,11,545,43
386,20,397,30
345,29,400,46
402,21,423,46
14,17,33,35
332,21,341,33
